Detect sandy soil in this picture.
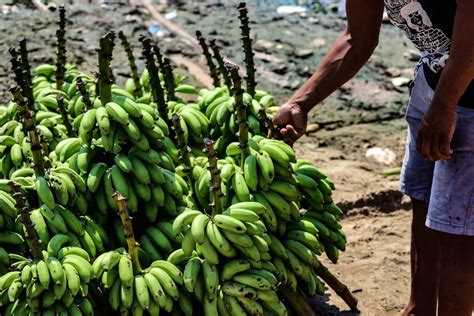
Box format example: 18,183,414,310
317,210,412,315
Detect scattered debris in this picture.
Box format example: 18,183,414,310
366,147,397,165
276,5,307,16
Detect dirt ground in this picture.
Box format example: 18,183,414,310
0,1,423,314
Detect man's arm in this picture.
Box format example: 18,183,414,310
273,0,385,143
416,0,474,161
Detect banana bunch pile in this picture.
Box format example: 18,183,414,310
78,147,187,222
0,3,352,314
19,64,190,227
197,87,277,155
0,243,93,315
294,162,347,264
182,257,287,315
169,197,292,315
178,133,346,309
167,101,210,151
133,69,198,102
27,206,108,258
173,202,273,264
0,121,32,178
137,221,183,262
92,249,184,315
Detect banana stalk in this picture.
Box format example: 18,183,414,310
140,36,167,123
226,62,250,166
162,57,177,102
114,192,142,274
258,108,283,140
171,114,194,185
51,6,72,135
19,37,33,95
209,39,232,88
152,44,176,101
97,32,115,105
9,47,34,109
10,86,46,177
204,138,223,215
152,43,165,70
196,31,220,87
119,31,143,97
10,182,43,259
76,76,93,109
237,2,257,97
55,4,67,92
279,286,317,316
315,263,359,312
57,93,74,137
39,135,51,161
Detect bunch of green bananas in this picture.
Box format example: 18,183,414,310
79,150,188,221
167,101,210,149
173,202,273,265
293,160,347,264
27,207,108,258
0,9,352,311
182,257,287,315
197,87,276,155
137,221,184,262
92,249,183,315
0,244,94,315
130,68,197,104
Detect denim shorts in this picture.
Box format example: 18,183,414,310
400,67,474,236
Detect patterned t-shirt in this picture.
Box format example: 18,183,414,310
385,0,473,108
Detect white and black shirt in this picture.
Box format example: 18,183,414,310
385,0,473,107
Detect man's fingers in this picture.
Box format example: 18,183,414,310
285,125,303,142
421,136,432,160
439,134,453,159
272,105,290,126
429,134,442,161
279,128,294,145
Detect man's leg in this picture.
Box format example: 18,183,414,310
438,232,474,316
402,199,440,316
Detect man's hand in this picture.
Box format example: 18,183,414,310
416,105,456,161
272,103,308,145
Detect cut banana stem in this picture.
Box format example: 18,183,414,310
279,286,317,316
258,108,282,140
209,39,232,88
140,35,167,122
55,4,67,92
315,263,359,312
196,31,220,88
237,2,257,97
56,94,74,137
204,138,223,215
119,31,143,98
226,62,250,166
162,57,177,102
76,76,94,110
9,47,34,109
114,192,142,274
171,114,196,196
10,86,46,176
10,182,43,259
18,37,33,96
97,32,115,105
